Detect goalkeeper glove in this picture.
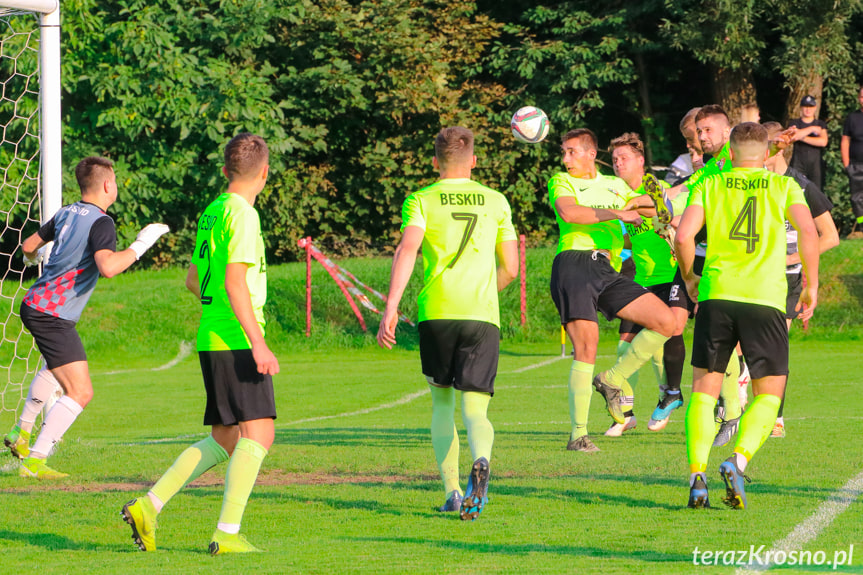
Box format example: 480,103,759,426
129,223,170,259
23,245,46,267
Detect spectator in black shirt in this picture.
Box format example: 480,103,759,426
788,95,829,191
841,85,863,229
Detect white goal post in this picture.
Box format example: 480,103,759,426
0,0,61,223
0,0,62,430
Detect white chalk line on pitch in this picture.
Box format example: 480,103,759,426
128,354,568,445
98,341,194,376
734,468,863,573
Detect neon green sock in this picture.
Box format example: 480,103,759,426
462,391,493,462
720,354,742,420
617,340,638,388
151,435,229,508
734,393,782,461
651,343,666,388
606,329,669,387
686,392,717,473
218,437,268,527
569,361,594,440
429,385,460,495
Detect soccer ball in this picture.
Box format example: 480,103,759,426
511,106,550,143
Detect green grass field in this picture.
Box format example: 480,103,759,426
0,242,862,574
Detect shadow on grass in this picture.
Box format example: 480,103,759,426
840,274,863,308
346,535,694,564
0,529,128,552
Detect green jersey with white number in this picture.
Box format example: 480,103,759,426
548,172,638,271
402,178,516,326
194,192,268,351
688,167,807,311
624,179,677,286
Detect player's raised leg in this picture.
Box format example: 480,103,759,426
597,292,674,420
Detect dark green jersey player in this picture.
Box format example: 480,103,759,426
548,128,674,453
123,134,279,555
675,122,819,510
377,127,519,521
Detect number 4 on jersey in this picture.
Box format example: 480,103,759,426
729,196,760,253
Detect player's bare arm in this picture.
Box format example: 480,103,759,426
674,204,704,300
495,239,518,292
94,222,170,278
377,225,424,349
787,203,820,319
786,211,839,267
554,197,642,227
225,262,279,376
185,264,201,299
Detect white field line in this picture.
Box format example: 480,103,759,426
99,341,194,376
735,469,863,573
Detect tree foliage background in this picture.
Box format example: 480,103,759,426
41,0,863,264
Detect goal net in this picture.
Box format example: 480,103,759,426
0,1,61,438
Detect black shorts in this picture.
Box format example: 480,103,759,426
667,255,705,313
550,250,648,323
691,299,789,379
619,282,673,335
199,350,277,426
785,273,803,319
418,320,499,395
20,302,86,369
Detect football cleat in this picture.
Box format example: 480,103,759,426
437,490,463,513
19,456,68,479
121,497,158,551
688,473,710,509
770,420,786,438
459,457,490,521
712,416,740,447
648,391,683,431
604,415,637,437
643,173,674,224
209,530,263,555
566,435,600,452
592,372,626,424
4,425,30,459
719,457,751,510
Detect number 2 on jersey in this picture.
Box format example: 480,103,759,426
449,212,478,268
729,196,759,253
198,240,213,304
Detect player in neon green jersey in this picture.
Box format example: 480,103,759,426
377,127,518,520
549,128,675,453
628,105,743,437
675,122,819,510
123,134,279,553
606,133,677,437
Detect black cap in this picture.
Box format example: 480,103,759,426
801,95,817,107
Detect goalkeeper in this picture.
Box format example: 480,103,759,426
4,156,169,478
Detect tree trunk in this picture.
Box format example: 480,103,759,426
711,65,758,124
634,51,655,170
